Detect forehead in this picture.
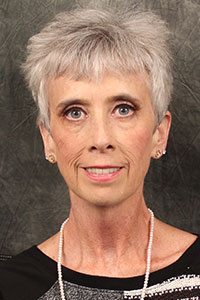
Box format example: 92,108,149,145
47,72,151,105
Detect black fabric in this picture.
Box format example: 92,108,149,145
0,237,200,300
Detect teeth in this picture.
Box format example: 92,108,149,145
86,168,120,174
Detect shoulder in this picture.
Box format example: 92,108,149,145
152,219,199,272
37,232,60,262
0,246,57,300
184,234,200,273
155,218,198,251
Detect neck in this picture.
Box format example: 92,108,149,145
62,192,152,276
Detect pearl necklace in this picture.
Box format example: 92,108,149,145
57,208,154,300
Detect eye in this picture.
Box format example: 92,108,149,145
113,104,135,117
64,107,86,120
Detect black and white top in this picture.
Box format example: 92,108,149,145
0,237,200,300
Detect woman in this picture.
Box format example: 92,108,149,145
0,3,199,300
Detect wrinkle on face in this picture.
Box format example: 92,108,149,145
53,133,86,180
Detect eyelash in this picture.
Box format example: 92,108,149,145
113,103,137,117
62,103,137,120
63,106,86,120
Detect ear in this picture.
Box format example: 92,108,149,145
151,111,171,158
39,124,56,160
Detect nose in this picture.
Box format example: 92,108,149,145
88,116,115,153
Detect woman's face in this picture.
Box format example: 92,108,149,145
41,73,170,207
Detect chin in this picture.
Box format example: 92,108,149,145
84,193,127,209
70,185,133,209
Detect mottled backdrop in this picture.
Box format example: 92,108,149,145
0,0,200,255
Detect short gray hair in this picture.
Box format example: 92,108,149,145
23,4,173,129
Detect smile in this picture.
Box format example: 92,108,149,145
83,167,122,182
85,167,120,174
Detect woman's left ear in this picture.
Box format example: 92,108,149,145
151,111,171,159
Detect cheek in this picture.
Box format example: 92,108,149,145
127,129,153,181
125,127,153,157
52,130,85,168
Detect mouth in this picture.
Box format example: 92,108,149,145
83,166,123,182
85,167,120,174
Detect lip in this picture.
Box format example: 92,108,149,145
83,166,123,182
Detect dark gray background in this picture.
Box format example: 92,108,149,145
0,0,199,255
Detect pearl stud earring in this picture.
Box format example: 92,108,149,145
46,154,56,163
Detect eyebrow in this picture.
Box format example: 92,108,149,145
109,94,140,104
56,93,140,110
56,99,89,110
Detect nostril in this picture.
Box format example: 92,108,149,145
89,144,114,152
91,146,97,150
